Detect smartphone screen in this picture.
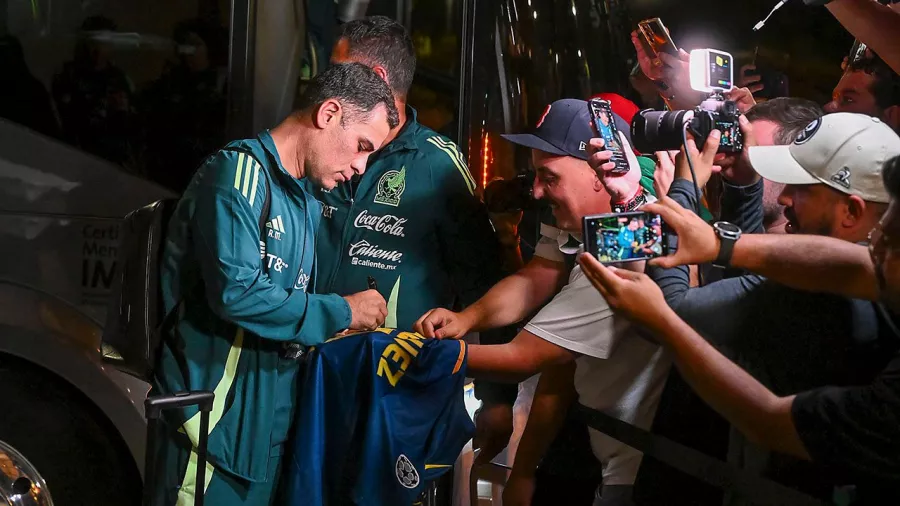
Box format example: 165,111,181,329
638,18,678,57
588,99,629,174
583,212,667,264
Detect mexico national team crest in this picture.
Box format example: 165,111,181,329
395,454,420,489
375,167,407,207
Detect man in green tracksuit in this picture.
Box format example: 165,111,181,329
317,16,508,335
150,63,396,506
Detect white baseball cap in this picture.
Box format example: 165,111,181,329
748,113,900,204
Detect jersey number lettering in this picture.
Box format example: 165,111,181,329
377,357,402,387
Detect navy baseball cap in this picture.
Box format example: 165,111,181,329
501,98,631,161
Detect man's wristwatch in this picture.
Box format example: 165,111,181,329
712,221,742,268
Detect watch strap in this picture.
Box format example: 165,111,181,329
714,235,736,268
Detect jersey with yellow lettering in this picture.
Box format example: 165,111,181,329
284,328,473,506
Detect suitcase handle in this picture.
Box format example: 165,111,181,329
144,390,215,506
145,390,215,419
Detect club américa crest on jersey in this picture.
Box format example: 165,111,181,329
395,454,420,489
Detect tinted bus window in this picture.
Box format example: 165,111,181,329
407,0,460,136
3,1,230,192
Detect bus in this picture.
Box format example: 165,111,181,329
0,0,635,503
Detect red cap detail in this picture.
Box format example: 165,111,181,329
536,104,552,128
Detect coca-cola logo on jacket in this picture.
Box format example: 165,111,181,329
353,210,406,237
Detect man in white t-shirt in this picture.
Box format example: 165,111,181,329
414,99,672,505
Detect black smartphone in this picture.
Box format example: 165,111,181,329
638,18,679,59
588,99,630,175
583,211,668,264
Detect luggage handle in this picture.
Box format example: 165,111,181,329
144,390,215,506
145,391,214,419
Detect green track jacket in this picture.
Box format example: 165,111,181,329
154,131,350,482
313,108,505,329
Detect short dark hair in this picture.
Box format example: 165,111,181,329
298,62,399,129
745,97,824,145
883,154,900,201
848,55,900,112
337,16,416,97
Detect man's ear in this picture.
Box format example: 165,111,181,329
883,105,900,133
313,99,342,129
844,194,868,228
372,65,390,87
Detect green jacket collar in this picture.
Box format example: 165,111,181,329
379,105,421,155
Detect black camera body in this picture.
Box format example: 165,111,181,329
484,172,535,213
630,96,743,154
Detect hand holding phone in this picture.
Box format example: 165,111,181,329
583,212,669,265
638,18,679,60
588,99,629,175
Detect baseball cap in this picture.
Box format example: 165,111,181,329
501,98,632,161
748,113,900,203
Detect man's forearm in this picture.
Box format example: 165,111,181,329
650,308,810,460
463,258,565,332
730,233,878,301
467,343,540,383
467,331,577,383
500,242,525,273
509,363,577,476
828,0,900,74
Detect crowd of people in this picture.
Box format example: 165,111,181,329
134,1,900,506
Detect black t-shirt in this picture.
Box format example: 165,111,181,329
791,305,900,503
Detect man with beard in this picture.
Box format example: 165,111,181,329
583,115,900,503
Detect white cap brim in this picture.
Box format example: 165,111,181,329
748,145,820,185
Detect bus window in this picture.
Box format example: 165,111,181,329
2,0,231,193
406,0,460,136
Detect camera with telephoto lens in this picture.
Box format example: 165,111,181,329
631,49,743,154
484,171,535,213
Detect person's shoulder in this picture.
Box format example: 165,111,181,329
414,127,477,190
192,141,268,202
415,127,455,158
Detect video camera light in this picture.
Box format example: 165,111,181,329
689,49,734,94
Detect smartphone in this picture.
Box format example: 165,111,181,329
638,18,679,59
583,211,668,264
588,99,630,175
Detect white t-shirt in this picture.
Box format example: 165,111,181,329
527,224,673,486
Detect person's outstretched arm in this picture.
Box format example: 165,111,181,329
642,195,879,301
826,0,900,74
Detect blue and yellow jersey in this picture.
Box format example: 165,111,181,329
285,328,474,506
